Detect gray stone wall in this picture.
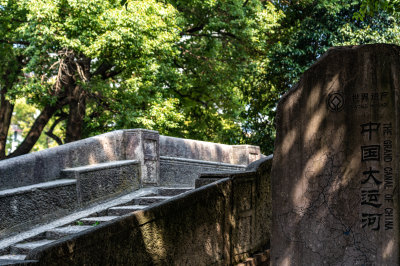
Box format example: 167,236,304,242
25,157,272,265
159,135,261,165
62,160,140,205
0,129,261,190
160,156,246,187
271,44,400,265
0,130,125,190
0,180,78,237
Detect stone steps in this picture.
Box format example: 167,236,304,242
78,216,119,226
133,196,173,205
0,179,78,238
45,226,93,240
107,205,147,216
0,258,37,266
154,187,193,196
0,186,193,265
10,240,54,255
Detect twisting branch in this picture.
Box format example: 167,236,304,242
45,112,68,145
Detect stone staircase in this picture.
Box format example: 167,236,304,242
0,187,192,265
0,129,264,265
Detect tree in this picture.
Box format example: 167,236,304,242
355,0,400,19
0,0,180,157
241,0,400,154
0,0,283,158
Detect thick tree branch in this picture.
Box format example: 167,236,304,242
7,97,69,158
45,112,67,145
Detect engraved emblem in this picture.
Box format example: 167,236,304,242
327,92,344,112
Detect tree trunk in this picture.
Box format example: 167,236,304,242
0,89,14,159
65,57,90,143
7,98,67,158
65,86,86,143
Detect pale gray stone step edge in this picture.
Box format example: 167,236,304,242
11,240,54,255
62,160,139,174
0,179,77,198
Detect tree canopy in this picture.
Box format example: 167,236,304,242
0,0,399,158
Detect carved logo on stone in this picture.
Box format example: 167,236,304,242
327,92,344,112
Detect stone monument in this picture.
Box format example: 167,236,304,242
271,44,400,265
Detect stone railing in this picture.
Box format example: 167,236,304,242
0,129,261,189
26,156,272,265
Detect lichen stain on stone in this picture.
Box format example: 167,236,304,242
140,223,167,261
67,241,75,254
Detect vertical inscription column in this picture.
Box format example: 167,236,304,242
352,87,397,264
124,129,160,185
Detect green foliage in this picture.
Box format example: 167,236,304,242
6,98,63,152
240,0,400,154
355,0,400,19
1,0,400,156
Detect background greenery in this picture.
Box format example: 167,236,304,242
0,0,398,158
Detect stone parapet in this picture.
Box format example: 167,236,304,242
0,130,125,190
160,156,246,187
0,129,261,190
25,156,272,265
62,160,140,205
159,135,261,165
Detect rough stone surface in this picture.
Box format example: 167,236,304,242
45,226,92,240
0,259,37,266
79,216,119,225
25,157,272,265
0,187,156,253
62,160,140,205
133,196,172,205
271,44,400,265
0,180,78,237
125,129,160,185
0,130,125,190
107,205,147,216
11,240,54,255
0,129,260,192
155,187,193,196
160,156,246,186
159,136,261,165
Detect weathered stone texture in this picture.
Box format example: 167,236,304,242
125,129,160,185
0,130,125,190
0,180,78,237
271,44,400,265
160,156,246,187
159,136,261,165
62,160,140,205
25,157,272,265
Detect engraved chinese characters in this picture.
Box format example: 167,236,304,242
271,44,400,265
360,122,394,232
